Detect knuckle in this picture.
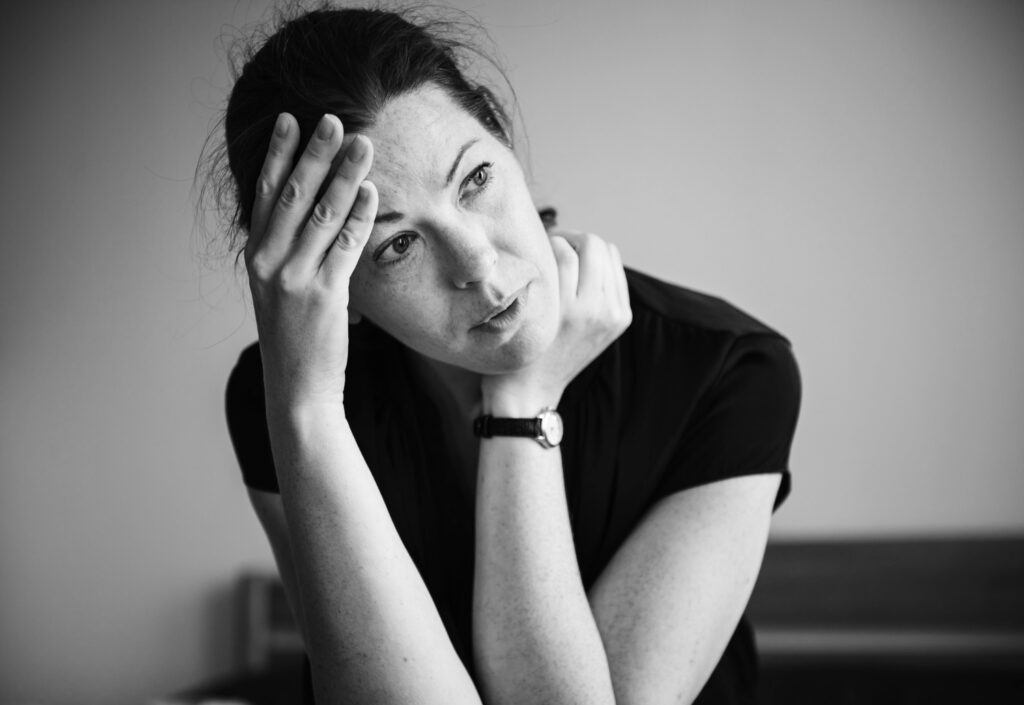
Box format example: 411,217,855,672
267,136,289,158
346,208,370,227
310,201,339,227
278,178,303,208
335,157,360,182
334,227,361,252
275,266,304,293
306,134,338,160
304,141,327,160
246,254,274,282
555,240,578,263
256,173,275,198
304,278,330,302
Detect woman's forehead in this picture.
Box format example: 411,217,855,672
364,86,490,202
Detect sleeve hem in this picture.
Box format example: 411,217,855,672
658,467,792,512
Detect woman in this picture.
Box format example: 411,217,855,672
212,6,800,704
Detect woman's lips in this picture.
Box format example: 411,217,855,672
472,286,529,334
478,297,521,331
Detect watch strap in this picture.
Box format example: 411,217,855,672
473,415,540,439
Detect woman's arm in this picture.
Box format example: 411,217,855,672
472,232,783,705
272,412,481,705
472,232,628,705
589,474,779,704
474,440,779,705
473,434,615,705
246,113,480,705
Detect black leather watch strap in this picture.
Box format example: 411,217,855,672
474,408,563,449
473,416,539,438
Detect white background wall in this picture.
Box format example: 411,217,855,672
1,1,1021,702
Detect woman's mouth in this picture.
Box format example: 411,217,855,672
472,288,528,334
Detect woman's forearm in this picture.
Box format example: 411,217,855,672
472,434,616,705
269,403,481,705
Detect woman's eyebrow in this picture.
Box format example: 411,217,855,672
374,138,481,224
374,210,404,224
445,138,479,187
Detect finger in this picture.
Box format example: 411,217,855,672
550,235,580,303
563,232,608,302
260,114,345,264
292,134,374,273
548,227,587,246
323,180,379,285
247,113,299,262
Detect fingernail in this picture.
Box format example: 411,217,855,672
274,114,289,137
316,115,334,140
347,135,366,162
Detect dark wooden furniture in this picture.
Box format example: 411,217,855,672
748,537,1024,703
172,536,1024,703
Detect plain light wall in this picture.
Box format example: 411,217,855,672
0,1,1021,702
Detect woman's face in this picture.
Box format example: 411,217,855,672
348,85,561,374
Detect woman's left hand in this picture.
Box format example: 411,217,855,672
481,229,632,415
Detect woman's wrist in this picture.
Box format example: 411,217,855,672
267,397,350,439
266,401,358,484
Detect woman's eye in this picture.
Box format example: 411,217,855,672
391,234,414,254
375,232,419,264
462,162,493,197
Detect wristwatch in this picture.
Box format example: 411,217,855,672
473,407,564,449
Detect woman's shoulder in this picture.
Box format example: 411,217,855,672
609,268,800,431
567,267,799,417
617,269,799,404
224,342,280,493
226,342,263,407
231,340,262,372
624,267,786,342
612,269,801,510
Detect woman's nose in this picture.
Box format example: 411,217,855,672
446,224,499,289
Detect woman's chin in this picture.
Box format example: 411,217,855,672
469,318,559,375
396,298,561,376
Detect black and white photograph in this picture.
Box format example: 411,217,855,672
1,1,1022,703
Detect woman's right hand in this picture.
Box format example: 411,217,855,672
244,113,377,413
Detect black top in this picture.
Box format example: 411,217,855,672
225,267,801,704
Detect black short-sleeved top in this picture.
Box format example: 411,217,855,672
225,267,801,704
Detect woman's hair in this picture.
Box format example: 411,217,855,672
201,3,514,253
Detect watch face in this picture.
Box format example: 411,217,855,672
539,409,564,447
